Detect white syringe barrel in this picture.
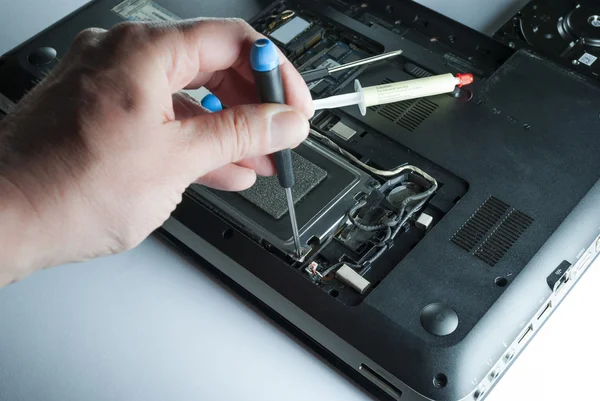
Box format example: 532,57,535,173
362,73,458,108
312,73,473,115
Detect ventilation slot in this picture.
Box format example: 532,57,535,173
451,197,534,267
474,210,534,266
369,78,438,131
404,63,433,78
451,196,510,252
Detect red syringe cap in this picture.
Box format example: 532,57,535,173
456,73,474,87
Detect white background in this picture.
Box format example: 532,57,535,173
0,1,598,401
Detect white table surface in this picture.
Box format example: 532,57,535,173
1,1,598,400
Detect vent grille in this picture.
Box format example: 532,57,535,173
369,78,438,131
451,196,533,267
451,196,510,252
474,210,534,266
404,63,433,78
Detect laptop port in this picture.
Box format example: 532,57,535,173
547,260,571,294
537,301,552,320
473,385,488,400
572,252,591,278
488,366,501,381
358,364,402,400
504,348,516,363
518,324,533,345
554,274,569,295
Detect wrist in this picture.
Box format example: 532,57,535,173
0,175,51,285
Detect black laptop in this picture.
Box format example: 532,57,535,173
1,1,599,400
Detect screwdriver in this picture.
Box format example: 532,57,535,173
300,50,403,83
250,38,303,260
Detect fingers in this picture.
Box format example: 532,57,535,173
279,61,314,119
172,91,276,177
237,156,276,176
195,164,257,191
172,92,208,120
176,103,308,177
192,69,260,107
140,18,313,118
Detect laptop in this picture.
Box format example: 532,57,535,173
1,1,598,400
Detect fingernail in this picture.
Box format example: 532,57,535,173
269,110,308,150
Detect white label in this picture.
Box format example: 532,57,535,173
363,73,456,107
306,58,340,90
0,92,15,115
578,52,597,67
112,0,181,22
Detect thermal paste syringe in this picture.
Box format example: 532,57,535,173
313,73,474,115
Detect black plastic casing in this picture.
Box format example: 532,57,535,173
2,2,600,401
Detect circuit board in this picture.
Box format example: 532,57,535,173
252,4,378,98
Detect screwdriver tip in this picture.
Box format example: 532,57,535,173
284,188,303,260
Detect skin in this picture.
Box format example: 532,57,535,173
0,18,314,287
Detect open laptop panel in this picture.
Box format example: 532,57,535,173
1,1,600,401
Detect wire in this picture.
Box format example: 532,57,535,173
309,129,437,185
308,128,439,277
319,261,360,278
266,10,296,32
370,226,392,247
352,180,437,271
347,200,398,232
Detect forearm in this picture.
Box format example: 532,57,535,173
0,175,47,286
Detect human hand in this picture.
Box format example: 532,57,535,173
0,18,313,284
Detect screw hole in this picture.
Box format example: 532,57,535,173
385,5,393,13
495,277,508,287
523,123,531,130
448,35,456,43
433,373,448,388
328,289,339,298
222,228,234,239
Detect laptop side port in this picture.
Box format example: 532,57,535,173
518,324,534,345
546,260,571,295
358,364,403,400
537,301,552,321
571,251,591,278
488,365,501,381
503,348,516,363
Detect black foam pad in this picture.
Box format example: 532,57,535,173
240,151,327,219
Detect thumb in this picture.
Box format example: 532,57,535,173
178,103,309,175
